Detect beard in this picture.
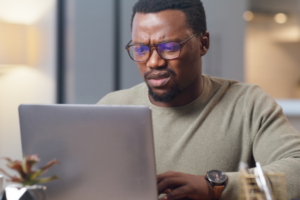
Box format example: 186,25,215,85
147,80,182,103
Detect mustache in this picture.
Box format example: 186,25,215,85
144,69,176,80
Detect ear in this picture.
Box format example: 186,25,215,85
200,31,210,56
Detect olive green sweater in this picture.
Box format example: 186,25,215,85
98,75,300,200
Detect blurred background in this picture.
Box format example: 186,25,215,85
0,0,299,178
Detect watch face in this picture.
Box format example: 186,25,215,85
207,170,227,184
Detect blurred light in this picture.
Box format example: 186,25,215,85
243,11,254,21
0,23,39,66
0,22,27,65
0,0,54,24
274,13,287,24
272,26,300,42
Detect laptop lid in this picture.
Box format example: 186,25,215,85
19,104,157,200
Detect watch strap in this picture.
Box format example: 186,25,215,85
213,185,224,200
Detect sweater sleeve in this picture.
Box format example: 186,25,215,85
250,87,300,199
222,85,300,200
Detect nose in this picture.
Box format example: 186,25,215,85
146,48,167,69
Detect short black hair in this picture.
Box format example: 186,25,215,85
131,0,207,34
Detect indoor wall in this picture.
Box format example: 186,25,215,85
0,0,57,183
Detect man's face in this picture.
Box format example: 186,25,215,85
132,10,208,105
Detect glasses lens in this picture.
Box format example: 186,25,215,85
158,42,180,59
129,45,150,61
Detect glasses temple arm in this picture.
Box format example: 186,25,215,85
179,32,202,45
125,40,132,49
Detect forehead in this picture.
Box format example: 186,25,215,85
132,10,192,43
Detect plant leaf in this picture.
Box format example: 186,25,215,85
2,155,58,185
26,155,40,162
35,175,59,184
10,176,23,183
7,160,21,168
7,161,26,178
39,159,58,175
0,168,14,179
22,155,40,174
2,158,26,178
21,181,38,186
22,157,28,174
2,157,13,165
28,170,43,181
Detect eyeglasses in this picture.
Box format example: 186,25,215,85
125,32,201,62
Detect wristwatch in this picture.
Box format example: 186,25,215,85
205,170,227,200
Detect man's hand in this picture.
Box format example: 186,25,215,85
157,171,214,200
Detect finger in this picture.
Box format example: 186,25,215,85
157,171,181,183
164,189,172,194
162,186,190,200
158,177,186,194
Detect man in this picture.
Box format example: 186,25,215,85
98,0,300,199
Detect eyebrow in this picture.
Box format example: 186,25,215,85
132,41,148,45
132,38,182,46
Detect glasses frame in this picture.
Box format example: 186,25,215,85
125,32,202,62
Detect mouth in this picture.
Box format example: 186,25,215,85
146,71,171,88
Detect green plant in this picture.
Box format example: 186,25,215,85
0,154,59,186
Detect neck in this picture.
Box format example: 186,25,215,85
149,75,204,107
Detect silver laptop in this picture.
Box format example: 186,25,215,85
19,104,157,200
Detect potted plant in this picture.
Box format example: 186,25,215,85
0,154,58,200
